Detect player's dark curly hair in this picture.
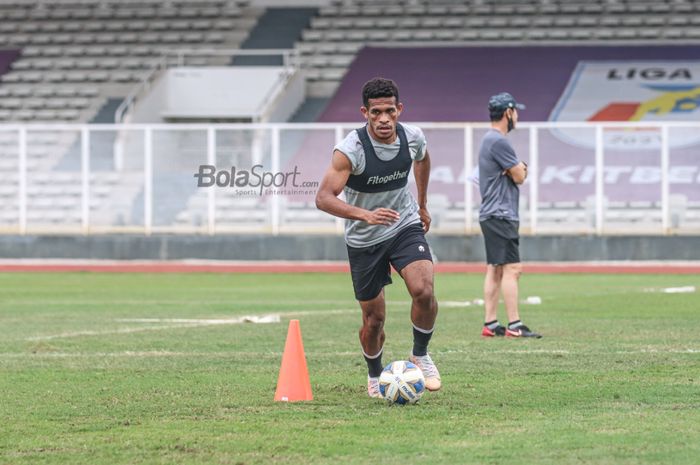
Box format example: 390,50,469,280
362,77,399,108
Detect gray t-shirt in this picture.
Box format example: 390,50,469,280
334,124,427,247
478,129,520,221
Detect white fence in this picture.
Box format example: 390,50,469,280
0,121,698,235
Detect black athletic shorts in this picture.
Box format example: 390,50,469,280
346,223,433,301
480,217,520,266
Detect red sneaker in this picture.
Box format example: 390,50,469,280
481,325,506,337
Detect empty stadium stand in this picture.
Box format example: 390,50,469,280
0,0,262,231
0,0,257,123
298,0,700,94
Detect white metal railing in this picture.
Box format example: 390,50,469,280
114,49,300,124
0,121,698,236
114,55,168,125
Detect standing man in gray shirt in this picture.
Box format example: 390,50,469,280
316,77,441,398
478,92,542,339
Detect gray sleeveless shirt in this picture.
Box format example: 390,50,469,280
334,123,427,247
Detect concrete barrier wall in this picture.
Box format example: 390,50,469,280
1,235,699,261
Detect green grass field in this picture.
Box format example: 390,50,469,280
1,271,699,465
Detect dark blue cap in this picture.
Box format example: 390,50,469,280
488,92,526,112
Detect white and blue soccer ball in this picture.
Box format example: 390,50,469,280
379,360,426,405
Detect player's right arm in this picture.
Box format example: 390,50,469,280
506,162,528,185
494,139,528,185
315,150,400,225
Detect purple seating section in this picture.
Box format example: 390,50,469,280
286,45,700,205
318,45,700,123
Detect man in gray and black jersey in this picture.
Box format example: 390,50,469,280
478,92,542,339
316,77,441,398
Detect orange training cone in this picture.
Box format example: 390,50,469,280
274,319,313,402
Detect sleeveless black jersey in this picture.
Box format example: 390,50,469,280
345,123,413,193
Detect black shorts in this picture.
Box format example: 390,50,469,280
346,223,433,301
480,217,520,266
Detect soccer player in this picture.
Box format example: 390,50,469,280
478,92,542,339
315,77,441,398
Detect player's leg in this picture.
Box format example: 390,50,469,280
498,220,542,338
359,291,387,398
347,241,393,397
480,218,507,336
359,289,387,370
389,224,441,391
502,262,541,338
401,258,437,333
401,259,442,391
484,264,503,321
501,262,522,323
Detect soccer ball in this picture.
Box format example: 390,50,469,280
379,360,426,405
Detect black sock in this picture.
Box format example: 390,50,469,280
412,325,434,357
508,320,523,330
363,348,383,378
484,320,500,330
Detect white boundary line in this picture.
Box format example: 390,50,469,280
25,323,215,341
3,348,700,359
24,304,495,342
24,309,358,341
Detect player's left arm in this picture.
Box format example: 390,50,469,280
413,148,431,233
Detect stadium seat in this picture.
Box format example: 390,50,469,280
10,87,32,97
0,99,22,109
112,71,135,82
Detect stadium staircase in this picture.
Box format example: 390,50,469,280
0,0,258,123
233,7,318,66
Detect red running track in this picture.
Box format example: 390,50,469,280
0,261,698,274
